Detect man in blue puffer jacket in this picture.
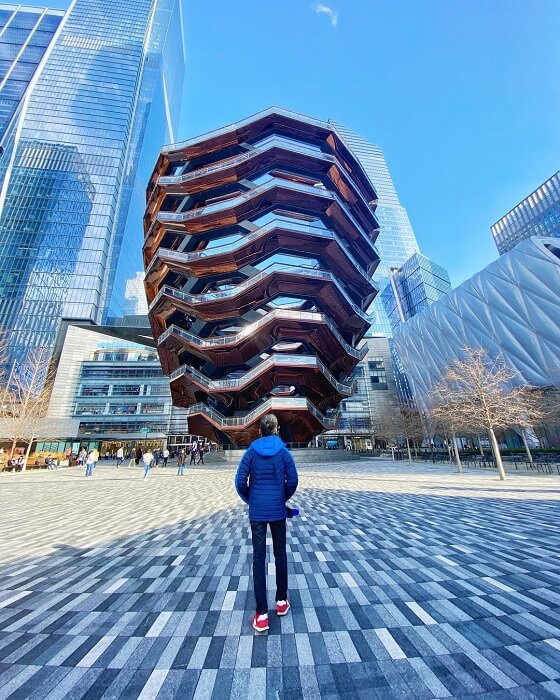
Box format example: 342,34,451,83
235,413,299,632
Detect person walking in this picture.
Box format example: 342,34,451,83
197,444,205,465
177,448,186,476
135,446,142,466
78,448,87,468
85,448,98,477
142,449,154,481
235,413,298,632
162,447,170,468
116,446,124,468
189,442,198,465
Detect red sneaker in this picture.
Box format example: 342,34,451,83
251,613,269,632
276,599,290,616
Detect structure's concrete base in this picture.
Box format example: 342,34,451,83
221,447,365,463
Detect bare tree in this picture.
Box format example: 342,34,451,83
428,393,465,472
530,387,560,452
0,347,55,470
373,402,424,462
428,347,546,481
372,401,402,455
400,406,424,461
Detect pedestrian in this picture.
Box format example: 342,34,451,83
142,449,154,480
235,413,299,632
162,447,169,468
105,450,110,461
116,446,124,468
85,448,98,477
197,444,205,465
177,448,186,476
78,448,87,467
189,441,198,465
135,446,142,465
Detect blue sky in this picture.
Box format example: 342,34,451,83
22,0,560,286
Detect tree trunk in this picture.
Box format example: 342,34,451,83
520,430,533,465
22,441,33,473
446,439,452,463
489,428,506,480
406,438,412,463
478,436,485,458
9,437,17,458
451,431,462,473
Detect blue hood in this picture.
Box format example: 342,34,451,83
251,435,285,457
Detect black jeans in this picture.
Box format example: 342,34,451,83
250,519,288,615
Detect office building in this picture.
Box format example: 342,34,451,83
331,336,401,449
330,122,420,336
492,171,560,254
381,252,451,330
23,317,203,457
0,4,63,159
0,0,186,370
394,237,560,406
145,108,380,446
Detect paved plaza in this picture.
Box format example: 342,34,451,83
1,458,560,699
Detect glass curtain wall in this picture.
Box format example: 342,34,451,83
0,0,186,369
0,5,63,156
491,171,560,254
331,121,420,336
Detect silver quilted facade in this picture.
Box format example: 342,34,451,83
394,237,560,403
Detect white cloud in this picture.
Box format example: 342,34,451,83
312,2,338,27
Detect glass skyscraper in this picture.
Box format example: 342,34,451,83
0,0,186,368
381,252,452,330
330,122,420,336
0,4,63,154
491,171,560,254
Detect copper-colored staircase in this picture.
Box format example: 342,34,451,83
144,108,379,445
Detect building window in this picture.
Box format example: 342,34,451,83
80,385,110,397
75,404,105,415
146,384,171,396
370,378,388,390
112,384,142,396
140,403,165,414
368,358,384,371
81,367,163,379
108,403,137,415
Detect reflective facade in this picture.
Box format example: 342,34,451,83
145,108,380,446
492,172,560,254
394,237,560,405
0,0,186,368
330,122,420,336
0,4,63,157
381,252,451,330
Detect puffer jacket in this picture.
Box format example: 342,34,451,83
235,436,298,522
